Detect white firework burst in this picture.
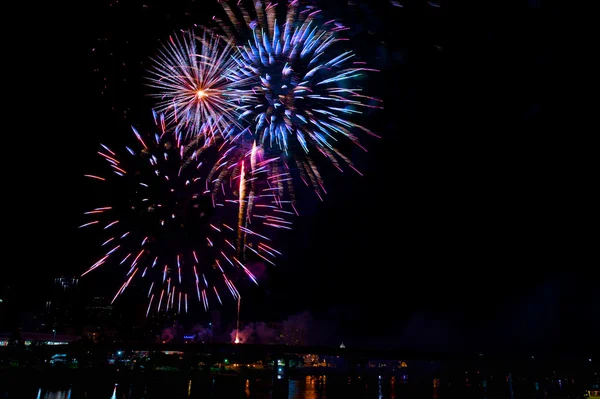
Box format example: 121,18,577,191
147,29,256,141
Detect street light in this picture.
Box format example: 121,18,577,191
52,329,56,344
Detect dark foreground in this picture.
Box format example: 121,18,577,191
1,345,597,398
1,368,595,399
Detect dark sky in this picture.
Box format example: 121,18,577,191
6,0,597,354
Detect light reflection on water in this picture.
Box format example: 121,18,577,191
26,378,333,399
288,376,325,399
5,375,567,399
0,377,412,399
35,388,72,399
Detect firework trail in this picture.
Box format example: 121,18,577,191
147,29,255,140
213,0,383,199
79,112,290,314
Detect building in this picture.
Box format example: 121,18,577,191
266,322,284,344
0,332,11,346
47,277,80,332
0,284,15,330
19,312,44,332
282,325,304,346
0,286,13,343
20,331,80,346
85,296,113,326
263,322,305,346
81,296,117,343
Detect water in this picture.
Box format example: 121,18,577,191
1,373,588,399
3,375,441,399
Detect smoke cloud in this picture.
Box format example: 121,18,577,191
230,311,317,345
158,311,329,345
160,323,212,343
188,324,212,342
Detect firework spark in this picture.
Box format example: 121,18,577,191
79,113,290,314
214,0,383,198
147,29,255,140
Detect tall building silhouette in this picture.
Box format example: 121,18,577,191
0,284,16,331
47,277,80,332
0,287,5,328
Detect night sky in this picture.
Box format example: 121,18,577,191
6,0,597,354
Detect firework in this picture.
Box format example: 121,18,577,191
214,0,383,199
79,112,290,314
147,29,254,140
